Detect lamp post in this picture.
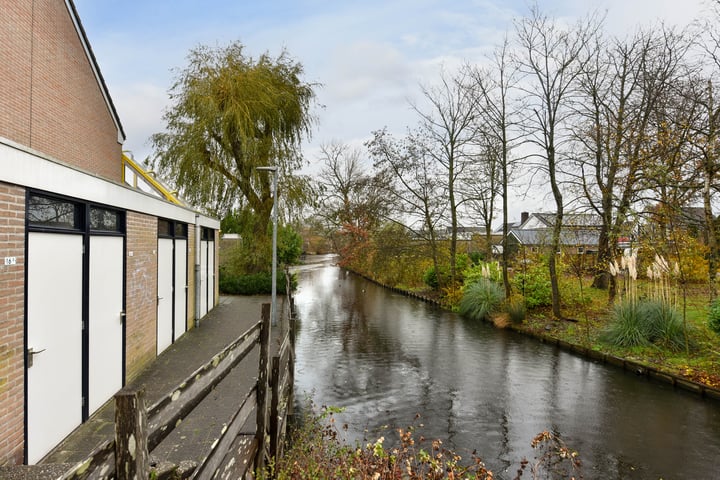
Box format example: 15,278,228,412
257,166,278,327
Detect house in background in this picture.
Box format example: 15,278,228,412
644,205,709,242
506,212,602,257
0,0,219,465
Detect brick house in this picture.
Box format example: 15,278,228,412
0,0,219,465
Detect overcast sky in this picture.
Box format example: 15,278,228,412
74,0,712,220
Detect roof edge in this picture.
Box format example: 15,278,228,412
64,0,126,143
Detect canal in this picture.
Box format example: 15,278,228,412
291,256,720,479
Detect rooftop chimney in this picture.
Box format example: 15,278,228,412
520,211,529,225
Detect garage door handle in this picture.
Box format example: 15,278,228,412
158,296,163,301
27,347,46,368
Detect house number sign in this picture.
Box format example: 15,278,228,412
4,257,16,266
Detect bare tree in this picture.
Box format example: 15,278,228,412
315,142,392,257
367,128,448,288
465,36,523,298
572,27,691,303
412,69,478,285
460,134,502,260
514,6,601,319
692,2,720,295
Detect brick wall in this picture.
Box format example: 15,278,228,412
0,183,26,466
125,212,158,382
0,2,32,146
0,0,122,182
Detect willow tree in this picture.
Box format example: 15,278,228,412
152,41,316,230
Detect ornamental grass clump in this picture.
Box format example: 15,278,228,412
609,250,639,302
605,252,689,351
601,300,649,348
646,254,678,308
459,278,505,322
602,299,689,352
642,300,687,351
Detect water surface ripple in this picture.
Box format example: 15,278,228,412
292,258,720,479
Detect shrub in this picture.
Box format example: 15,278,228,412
441,284,464,312
459,278,505,322
260,403,581,480
506,297,527,324
278,225,303,265
709,298,720,335
463,261,502,286
422,265,440,289
468,251,485,264
423,254,471,290
511,265,552,310
219,269,296,295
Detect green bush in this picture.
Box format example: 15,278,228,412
462,261,502,286
459,278,505,322
422,254,471,289
278,225,303,265
468,251,485,264
602,300,690,351
422,265,440,289
511,265,552,309
709,298,720,335
219,269,296,295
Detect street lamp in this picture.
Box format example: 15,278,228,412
257,166,278,327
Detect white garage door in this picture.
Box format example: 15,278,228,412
157,238,174,354
200,239,208,318
174,239,187,341
207,239,215,311
88,235,124,415
26,232,83,464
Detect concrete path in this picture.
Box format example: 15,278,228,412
37,294,289,469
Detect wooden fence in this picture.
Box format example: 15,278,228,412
50,300,296,480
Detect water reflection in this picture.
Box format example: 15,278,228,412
292,257,720,479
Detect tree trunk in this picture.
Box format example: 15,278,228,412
502,159,511,299
704,81,719,298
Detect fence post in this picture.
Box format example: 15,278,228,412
269,356,281,460
115,388,150,480
288,297,296,417
255,303,271,473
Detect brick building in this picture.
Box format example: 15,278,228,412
0,0,219,464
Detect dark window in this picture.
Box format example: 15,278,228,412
28,194,81,229
202,227,214,241
158,219,173,237
90,207,123,232
175,223,188,238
